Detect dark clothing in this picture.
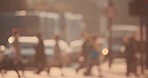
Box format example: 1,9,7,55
82,40,93,60
84,41,102,76
79,40,93,67
34,39,46,74
54,41,62,60
76,38,102,76
124,37,140,75
47,40,63,76
35,39,46,63
125,38,140,62
76,40,92,71
50,40,62,66
12,38,22,62
12,37,24,69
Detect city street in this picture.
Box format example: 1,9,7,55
0,59,146,78
0,0,148,78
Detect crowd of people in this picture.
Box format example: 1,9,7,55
33,32,103,76
0,27,146,78
0,28,104,78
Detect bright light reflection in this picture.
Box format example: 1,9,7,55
19,36,39,43
102,48,109,55
8,36,15,44
0,45,6,51
15,10,27,16
79,56,84,62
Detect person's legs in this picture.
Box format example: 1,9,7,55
133,62,139,77
59,61,64,76
14,69,21,78
76,61,87,72
35,62,45,74
76,64,85,72
97,64,103,77
46,66,50,75
13,60,24,77
19,61,25,77
84,63,92,76
126,61,130,76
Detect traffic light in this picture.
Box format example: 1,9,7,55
129,0,148,16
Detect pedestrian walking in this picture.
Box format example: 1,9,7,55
11,28,24,78
34,34,46,74
124,34,140,77
84,35,103,77
47,35,64,76
76,33,92,75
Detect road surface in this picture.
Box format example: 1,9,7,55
0,59,146,78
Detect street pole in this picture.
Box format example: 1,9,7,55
145,16,148,69
139,16,144,74
108,0,113,68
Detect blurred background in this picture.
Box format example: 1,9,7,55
0,0,148,78
0,0,140,44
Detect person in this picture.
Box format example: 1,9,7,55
47,35,64,76
11,28,24,77
84,35,103,77
54,35,62,66
124,34,140,77
34,34,46,74
12,28,22,65
76,33,92,75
